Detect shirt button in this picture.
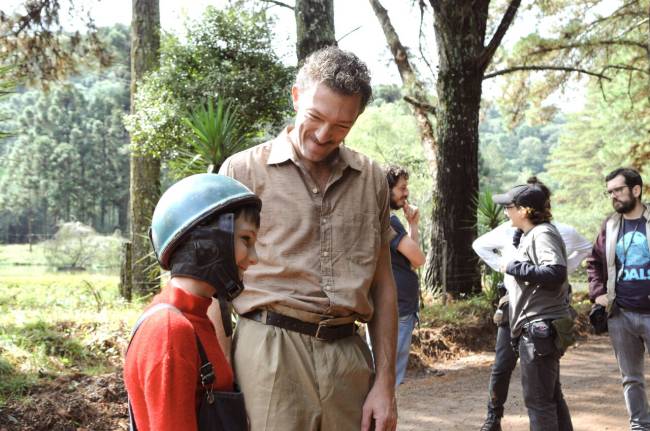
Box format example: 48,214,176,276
322,218,327,223
324,285,330,290
322,251,329,257
312,187,319,194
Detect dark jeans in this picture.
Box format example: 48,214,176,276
487,324,518,418
519,329,573,431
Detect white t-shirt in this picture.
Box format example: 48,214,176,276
472,221,592,294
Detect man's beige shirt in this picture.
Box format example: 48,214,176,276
219,127,393,323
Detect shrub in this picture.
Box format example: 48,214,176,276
43,222,124,270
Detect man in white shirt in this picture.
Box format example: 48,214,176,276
473,178,591,431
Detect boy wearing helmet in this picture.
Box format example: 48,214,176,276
124,173,261,431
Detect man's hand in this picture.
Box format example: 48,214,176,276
361,382,397,431
595,294,608,307
403,201,419,225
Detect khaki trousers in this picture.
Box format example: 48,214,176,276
233,316,374,431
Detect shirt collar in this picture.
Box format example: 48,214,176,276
266,126,362,172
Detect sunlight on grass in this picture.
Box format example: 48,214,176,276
0,245,148,405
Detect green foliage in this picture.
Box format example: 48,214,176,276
168,97,251,177
0,25,131,241
124,6,294,159
493,0,648,126
478,105,564,193
0,64,17,142
419,295,493,327
475,190,505,235
0,78,130,238
475,190,505,303
346,101,432,246
371,84,403,105
42,222,124,270
0,258,142,404
0,243,47,267
544,62,649,238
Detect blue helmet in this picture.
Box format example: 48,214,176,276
150,173,261,271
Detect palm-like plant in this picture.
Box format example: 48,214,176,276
476,190,504,235
475,190,506,304
169,97,250,177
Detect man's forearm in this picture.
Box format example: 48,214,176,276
407,222,419,245
368,280,397,387
368,245,398,388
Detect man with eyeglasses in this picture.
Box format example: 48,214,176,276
587,167,650,430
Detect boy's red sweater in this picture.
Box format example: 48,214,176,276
124,284,234,431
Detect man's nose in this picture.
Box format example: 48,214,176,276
315,124,332,142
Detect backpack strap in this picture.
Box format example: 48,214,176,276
196,334,215,387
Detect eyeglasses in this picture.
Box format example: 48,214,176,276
604,185,629,197
503,205,516,210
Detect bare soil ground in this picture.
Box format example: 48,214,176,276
397,335,635,431
0,330,636,430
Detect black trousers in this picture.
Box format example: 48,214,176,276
519,331,573,431
487,322,573,430
487,324,518,418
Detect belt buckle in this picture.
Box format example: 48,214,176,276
314,322,329,341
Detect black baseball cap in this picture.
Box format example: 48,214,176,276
493,184,547,212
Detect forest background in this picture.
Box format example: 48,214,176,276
2,0,648,283
0,0,648,426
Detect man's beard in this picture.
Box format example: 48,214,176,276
613,197,637,214
389,192,404,210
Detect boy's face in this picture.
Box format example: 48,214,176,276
234,214,259,280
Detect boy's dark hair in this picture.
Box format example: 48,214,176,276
385,165,409,189
606,167,643,200
234,204,261,228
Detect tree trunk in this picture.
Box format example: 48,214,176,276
129,0,161,298
426,65,483,296
368,0,437,178
295,0,336,63
119,241,133,301
425,0,491,297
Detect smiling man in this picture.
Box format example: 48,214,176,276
219,47,398,431
588,167,650,430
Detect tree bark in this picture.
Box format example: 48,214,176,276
295,0,336,63
368,0,437,178
425,0,520,296
129,0,161,297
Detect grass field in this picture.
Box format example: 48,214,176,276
0,243,592,407
0,244,146,405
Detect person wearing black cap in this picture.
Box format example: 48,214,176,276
475,178,590,431
493,184,574,431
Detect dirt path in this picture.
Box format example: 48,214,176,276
397,335,636,431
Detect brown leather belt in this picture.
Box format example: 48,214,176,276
242,310,357,342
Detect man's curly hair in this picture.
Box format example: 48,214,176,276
295,46,372,112
385,165,409,189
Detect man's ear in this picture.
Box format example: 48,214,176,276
291,85,300,112
632,184,642,198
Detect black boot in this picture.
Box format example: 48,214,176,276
479,413,502,431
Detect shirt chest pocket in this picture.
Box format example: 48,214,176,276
333,212,380,266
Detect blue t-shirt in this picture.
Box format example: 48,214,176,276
389,214,420,316
615,217,650,310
